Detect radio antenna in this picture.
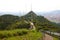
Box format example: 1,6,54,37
31,1,32,11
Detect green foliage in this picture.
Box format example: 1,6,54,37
0,29,28,39
6,20,30,30
0,14,20,30
0,29,43,40
0,11,60,32
0,11,60,40
53,37,59,40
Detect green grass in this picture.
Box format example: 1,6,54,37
0,29,43,40
0,29,29,39
0,29,59,40
5,31,43,40
53,37,59,40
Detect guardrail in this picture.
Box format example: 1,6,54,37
40,30,60,38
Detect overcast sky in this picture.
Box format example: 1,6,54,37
0,0,60,13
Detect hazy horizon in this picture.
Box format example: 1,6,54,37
0,0,60,12
0,0,60,15
0,10,60,16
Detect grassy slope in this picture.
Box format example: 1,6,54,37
6,32,43,40
3,32,59,40
53,37,59,40
0,29,43,40
0,29,59,40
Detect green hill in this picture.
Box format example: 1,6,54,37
0,11,59,40
0,11,59,32
0,14,20,30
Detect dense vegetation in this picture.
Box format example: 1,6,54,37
0,11,60,40
0,11,60,32
0,29,43,40
0,14,20,30
0,29,28,39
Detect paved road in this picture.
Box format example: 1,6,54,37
45,31,60,36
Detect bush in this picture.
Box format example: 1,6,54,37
0,29,28,39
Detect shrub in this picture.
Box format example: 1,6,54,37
0,29,28,39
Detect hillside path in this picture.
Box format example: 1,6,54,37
43,34,53,40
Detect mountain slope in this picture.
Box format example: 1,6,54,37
20,11,59,31
21,11,38,21
0,11,59,32
0,14,20,30
40,10,60,23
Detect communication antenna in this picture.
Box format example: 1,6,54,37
30,1,33,22
25,2,27,14
31,1,32,11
